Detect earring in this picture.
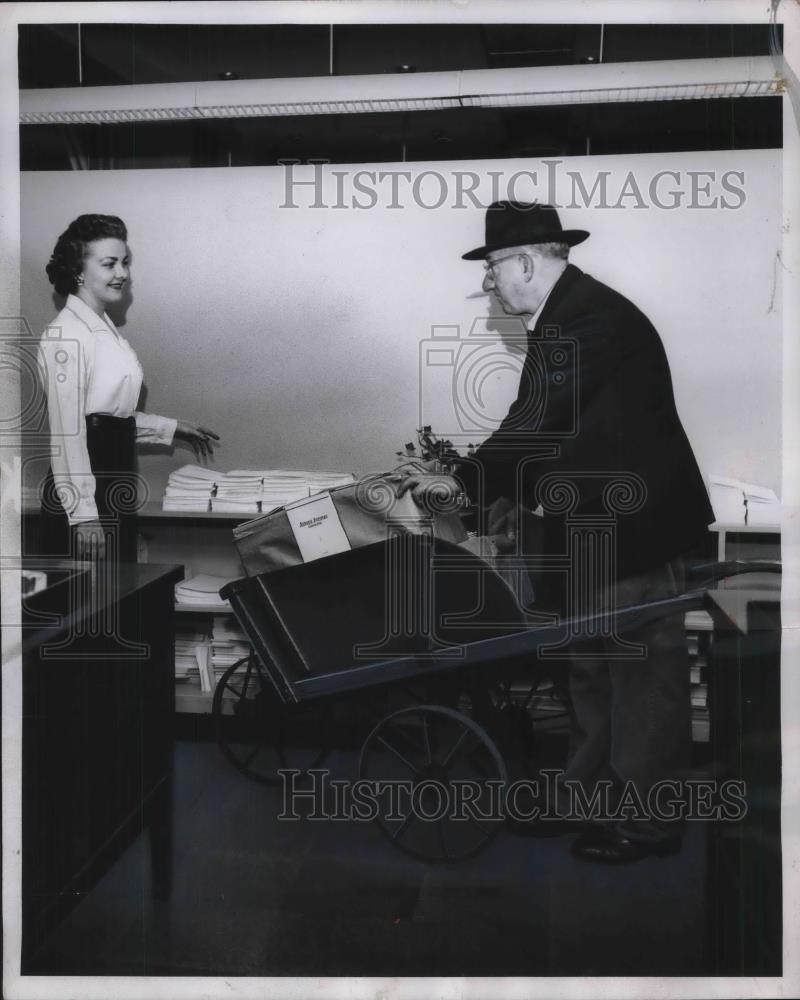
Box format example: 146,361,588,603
77,276,84,286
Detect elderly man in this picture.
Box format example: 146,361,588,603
401,201,714,863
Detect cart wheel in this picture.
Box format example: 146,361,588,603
213,655,329,785
359,704,507,863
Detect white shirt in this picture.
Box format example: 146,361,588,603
526,275,560,332
38,293,177,524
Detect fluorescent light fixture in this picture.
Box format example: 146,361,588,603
460,57,779,107
19,57,780,125
20,72,464,124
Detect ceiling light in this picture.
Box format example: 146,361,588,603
19,57,780,126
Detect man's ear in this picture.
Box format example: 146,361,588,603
521,252,536,282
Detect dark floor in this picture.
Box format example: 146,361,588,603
29,736,713,977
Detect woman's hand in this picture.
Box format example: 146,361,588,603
175,421,220,460
73,520,106,560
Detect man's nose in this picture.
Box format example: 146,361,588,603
482,270,494,293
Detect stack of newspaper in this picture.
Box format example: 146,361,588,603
708,476,780,527
174,611,246,693
162,465,218,512
162,465,355,514
175,574,234,609
175,616,211,685
260,470,355,513
212,471,266,514
211,614,251,681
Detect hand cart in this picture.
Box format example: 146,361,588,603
213,535,777,863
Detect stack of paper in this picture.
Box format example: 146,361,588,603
300,471,356,493
211,615,251,681
210,470,264,514
708,476,780,527
163,465,218,512
260,475,316,513
743,483,780,527
163,465,355,514
260,470,355,513
685,609,713,633
175,574,234,608
175,616,211,684
211,614,251,680
175,643,212,685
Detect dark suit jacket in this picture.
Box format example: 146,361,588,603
456,263,714,592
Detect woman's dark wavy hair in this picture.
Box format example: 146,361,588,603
46,214,128,297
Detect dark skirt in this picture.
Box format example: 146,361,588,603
40,414,139,563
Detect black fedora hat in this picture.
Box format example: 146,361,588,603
462,201,589,260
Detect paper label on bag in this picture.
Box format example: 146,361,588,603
285,491,352,562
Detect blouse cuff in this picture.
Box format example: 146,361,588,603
135,412,178,446
66,495,101,526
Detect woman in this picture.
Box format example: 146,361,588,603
39,213,219,562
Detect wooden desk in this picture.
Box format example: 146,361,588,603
21,561,184,971
704,581,781,975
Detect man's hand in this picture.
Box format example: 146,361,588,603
395,461,462,511
73,519,106,560
487,497,518,553
175,421,220,460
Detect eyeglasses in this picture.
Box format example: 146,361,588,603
483,250,524,278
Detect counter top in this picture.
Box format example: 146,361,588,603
21,561,184,650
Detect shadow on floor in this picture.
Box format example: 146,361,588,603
29,739,710,977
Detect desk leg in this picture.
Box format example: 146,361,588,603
147,576,177,901
705,614,782,974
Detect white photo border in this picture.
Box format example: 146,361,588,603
1,2,798,998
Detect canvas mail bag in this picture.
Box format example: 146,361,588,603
233,472,467,576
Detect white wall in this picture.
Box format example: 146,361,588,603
21,148,782,504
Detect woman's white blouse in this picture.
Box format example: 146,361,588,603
38,293,177,524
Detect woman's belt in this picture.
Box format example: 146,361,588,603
86,413,136,430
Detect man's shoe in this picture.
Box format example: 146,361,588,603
570,827,682,864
